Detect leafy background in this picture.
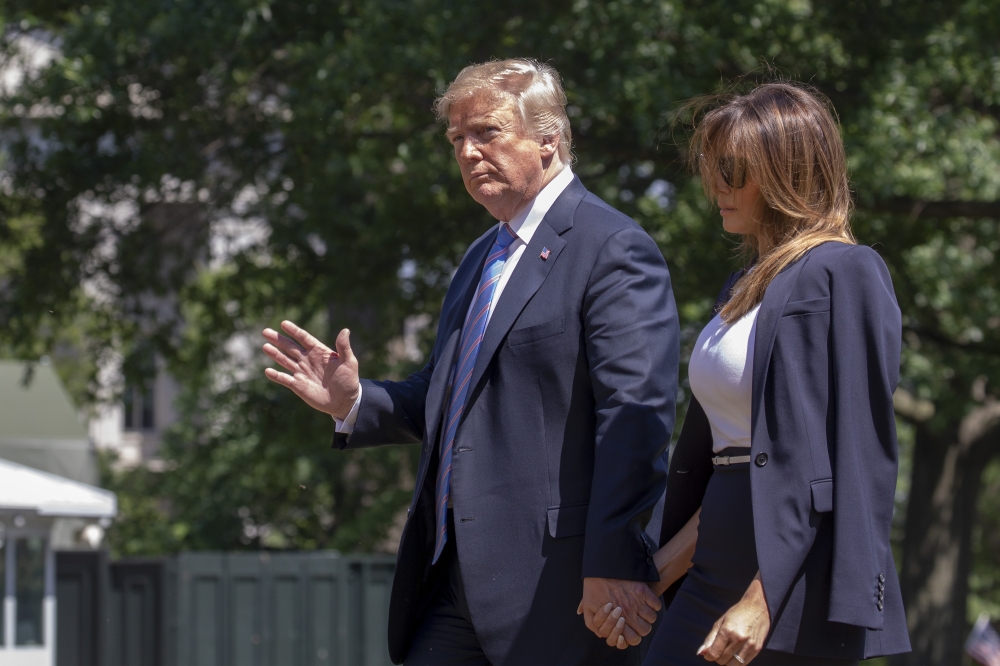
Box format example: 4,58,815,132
2,0,999,661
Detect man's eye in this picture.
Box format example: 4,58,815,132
451,135,463,144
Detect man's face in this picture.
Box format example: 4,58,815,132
446,93,551,222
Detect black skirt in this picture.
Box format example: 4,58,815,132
643,449,855,666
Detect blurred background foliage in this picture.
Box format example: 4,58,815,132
1,0,999,661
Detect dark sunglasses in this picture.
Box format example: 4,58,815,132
700,153,747,189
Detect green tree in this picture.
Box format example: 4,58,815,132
3,1,1000,660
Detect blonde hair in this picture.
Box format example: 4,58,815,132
434,58,573,163
686,82,855,322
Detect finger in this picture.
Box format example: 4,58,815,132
606,615,625,648
576,601,583,615
623,610,652,636
596,605,621,640
622,623,642,647
641,584,663,612
334,328,353,361
281,320,321,350
736,639,763,665
268,332,307,360
697,618,723,657
262,343,301,373
264,367,296,389
616,633,627,650
700,625,730,662
635,600,658,625
716,636,747,665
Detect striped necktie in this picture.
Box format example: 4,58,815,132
432,223,517,564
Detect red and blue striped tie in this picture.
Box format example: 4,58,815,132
432,223,517,564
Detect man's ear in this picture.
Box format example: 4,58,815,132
539,134,559,159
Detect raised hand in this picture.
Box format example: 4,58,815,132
578,577,662,648
262,321,360,419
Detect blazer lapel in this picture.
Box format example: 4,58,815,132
463,178,585,405
750,254,811,426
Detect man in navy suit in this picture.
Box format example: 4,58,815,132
262,59,679,664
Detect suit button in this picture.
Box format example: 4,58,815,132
647,556,654,566
755,453,768,467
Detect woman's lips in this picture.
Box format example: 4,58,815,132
720,207,735,215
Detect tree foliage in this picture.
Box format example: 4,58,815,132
2,0,1000,660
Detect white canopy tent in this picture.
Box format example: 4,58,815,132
0,459,117,666
0,458,116,519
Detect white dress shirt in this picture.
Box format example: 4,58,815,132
335,166,575,434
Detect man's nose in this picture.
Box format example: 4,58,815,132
458,138,482,162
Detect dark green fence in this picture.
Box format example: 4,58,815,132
55,551,396,666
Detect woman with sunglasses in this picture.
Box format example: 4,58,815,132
592,82,912,664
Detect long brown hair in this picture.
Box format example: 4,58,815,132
686,81,855,322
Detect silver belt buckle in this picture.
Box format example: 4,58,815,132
711,455,731,466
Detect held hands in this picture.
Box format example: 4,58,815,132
577,577,662,649
697,572,770,665
262,321,360,419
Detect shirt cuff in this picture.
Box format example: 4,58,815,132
333,386,363,434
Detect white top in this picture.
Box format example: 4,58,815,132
688,304,761,453
336,166,576,433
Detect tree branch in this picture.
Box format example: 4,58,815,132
894,387,936,423
864,198,1000,219
903,325,1000,357
959,398,1000,458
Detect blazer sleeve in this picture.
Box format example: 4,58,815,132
826,246,902,628
580,226,680,582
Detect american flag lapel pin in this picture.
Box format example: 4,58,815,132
540,247,551,261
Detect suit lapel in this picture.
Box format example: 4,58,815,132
750,254,810,426
463,178,585,406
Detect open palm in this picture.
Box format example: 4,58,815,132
262,321,360,419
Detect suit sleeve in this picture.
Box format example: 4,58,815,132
580,226,680,581
827,246,902,628
332,365,433,450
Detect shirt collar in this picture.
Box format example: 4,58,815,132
506,166,574,245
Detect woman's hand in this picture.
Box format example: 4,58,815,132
697,572,769,665
589,602,630,649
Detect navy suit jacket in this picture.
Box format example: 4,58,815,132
659,242,911,659
335,177,680,664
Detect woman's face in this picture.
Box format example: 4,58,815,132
715,168,761,236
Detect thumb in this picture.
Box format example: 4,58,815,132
335,328,355,361
697,618,722,656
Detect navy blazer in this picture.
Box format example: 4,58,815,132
659,242,911,659
335,177,680,664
